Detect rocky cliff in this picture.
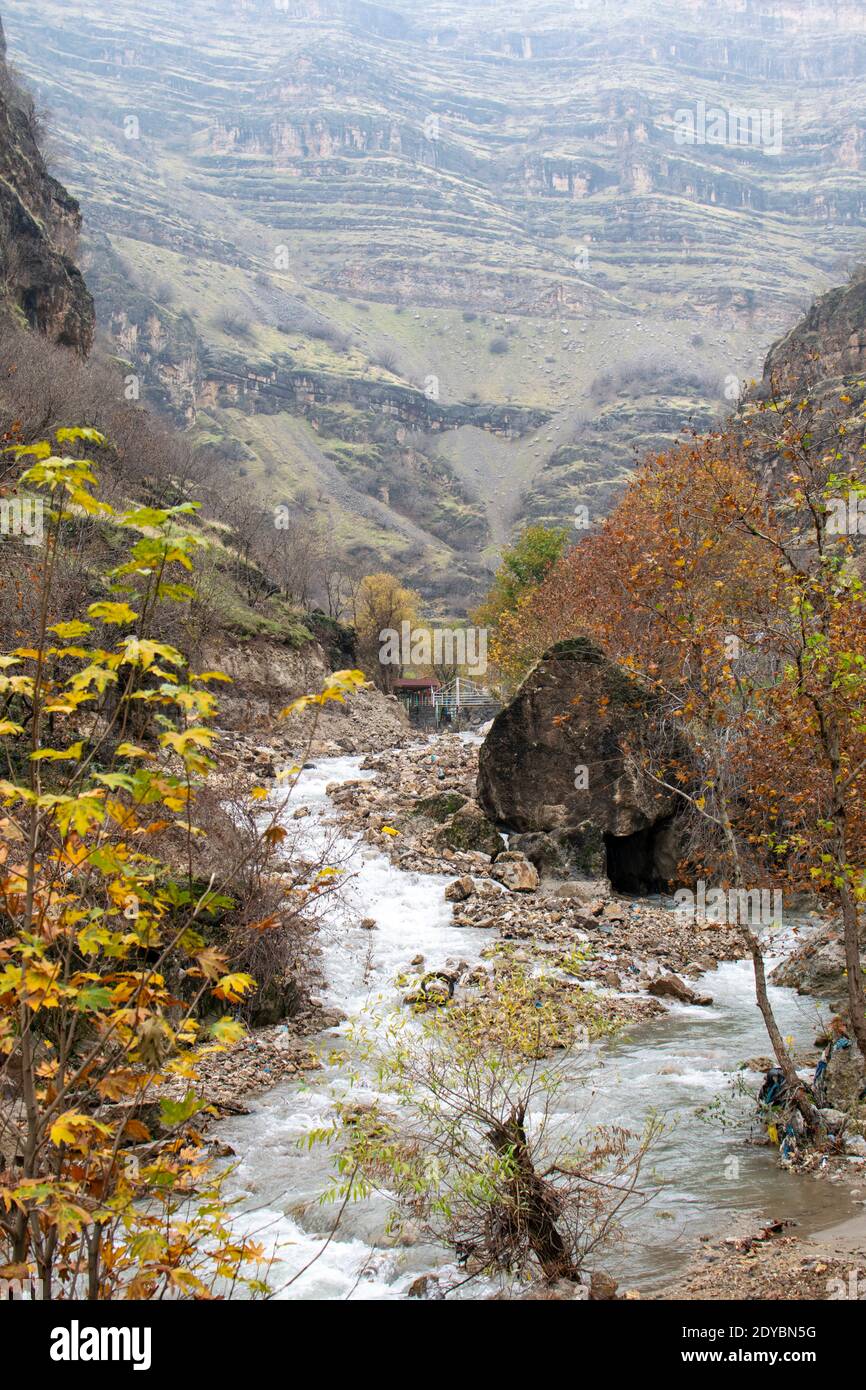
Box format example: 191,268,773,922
743,264,866,492
0,17,93,352
7,0,865,606
761,266,866,387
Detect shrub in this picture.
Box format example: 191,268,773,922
324,964,658,1291
154,279,176,307
0,428,367,1297
371,346,401,374
214,309,253,340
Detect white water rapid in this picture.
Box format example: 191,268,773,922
218,752,854,1299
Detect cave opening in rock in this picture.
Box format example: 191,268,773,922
604,822,672,895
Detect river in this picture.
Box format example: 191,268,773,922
219,751,855,1299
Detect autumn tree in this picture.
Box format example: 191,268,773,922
724,379,866,1064
475,525,567,691
354,571,419,693
0,428,367,1297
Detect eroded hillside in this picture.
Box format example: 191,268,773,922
5,0,866,608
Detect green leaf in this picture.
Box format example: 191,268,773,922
92,772,137,792
76,985,113,1012
159,1090,208,1128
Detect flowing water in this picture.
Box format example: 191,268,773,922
219,752,857,1299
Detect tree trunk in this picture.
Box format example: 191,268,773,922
715,775,821,1128
487,1106,577,1282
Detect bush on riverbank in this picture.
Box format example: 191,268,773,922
322,964,659,1292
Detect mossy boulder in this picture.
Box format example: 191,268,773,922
435,808,502,856
510,826,607,880
414,792,468,822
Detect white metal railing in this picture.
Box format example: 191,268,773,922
433,678,498,709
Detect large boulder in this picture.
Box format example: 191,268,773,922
477,638,685,892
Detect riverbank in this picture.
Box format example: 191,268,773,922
339,734,750,997
663,1211,866,1300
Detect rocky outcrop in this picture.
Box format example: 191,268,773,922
770,913,866,1006
477,638,685,892
0,18,93,352
761,269,866,386
741,267,866,503
203,636,410,754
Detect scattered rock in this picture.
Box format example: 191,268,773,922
648,974,713,1006
404,972,454,1008
589,1270,619,1301
554,880,610,902
743,1056,774,1074
407,1273,442,1299
445,875,476,902
491,851,540,893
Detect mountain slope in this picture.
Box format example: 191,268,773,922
5,0,866,608
742,264,866,498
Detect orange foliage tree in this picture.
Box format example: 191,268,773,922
492,383,866,1074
